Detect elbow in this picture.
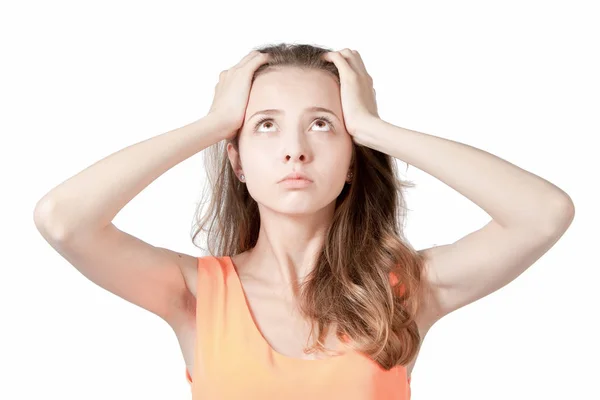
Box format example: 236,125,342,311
540,194,575,237
33,198,72,241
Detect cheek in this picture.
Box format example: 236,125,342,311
241,159,278,200
323,153,352,178
243,157,277,184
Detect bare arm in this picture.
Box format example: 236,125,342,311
34,113,230,239
33,113,232,325
353,116,574,326
33,50,271,327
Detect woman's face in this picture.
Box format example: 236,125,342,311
227,67,354,216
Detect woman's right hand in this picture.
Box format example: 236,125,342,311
207,50,272,141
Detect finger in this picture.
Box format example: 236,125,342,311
235,50,264,69
218,50,263,82
338,49,363,75
241,51,271,72
321,51,357,81
342,49,371,79
351,50,370,76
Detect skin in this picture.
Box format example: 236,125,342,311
37,49,573,380
226,66,354,301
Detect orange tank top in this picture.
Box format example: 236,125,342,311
185,255,411,399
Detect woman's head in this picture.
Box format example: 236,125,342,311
194,43,428,370
227,64,354,217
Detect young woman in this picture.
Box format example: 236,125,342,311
34,43,575,399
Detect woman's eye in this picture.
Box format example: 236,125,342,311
258,120,276,131
312,119,331,131
254,117,334,133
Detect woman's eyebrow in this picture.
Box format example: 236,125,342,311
247,106,340,122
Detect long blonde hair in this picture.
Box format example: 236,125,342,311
192,42,428,370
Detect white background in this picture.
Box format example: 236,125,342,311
2,0,597,399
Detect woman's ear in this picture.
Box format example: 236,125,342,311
226,141,244,181
346,155,355,183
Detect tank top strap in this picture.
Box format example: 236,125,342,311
185,255,231,386
187,255,255,385
389,271,407,296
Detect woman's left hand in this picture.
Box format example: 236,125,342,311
321,49,380,139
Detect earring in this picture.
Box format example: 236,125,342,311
347,171,353,182
240,174,245,182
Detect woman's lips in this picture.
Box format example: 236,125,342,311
279,178,313,188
